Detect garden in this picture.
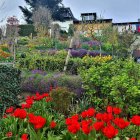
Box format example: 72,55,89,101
0,2,140,140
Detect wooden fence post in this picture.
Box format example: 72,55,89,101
63,38,73,72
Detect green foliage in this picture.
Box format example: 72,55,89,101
81,44,90,50
79,59,140,116
17,37,30,46
68,24,74,37
0,56,14,63
50,87,74,114
18,24,37,36
54,74,83,97
16,51,112,74
16,52,66,72
59,30,68,39
35,37,54,49
0,65,21,116
16,51,83,74
54,40,68,50
80,35,92,42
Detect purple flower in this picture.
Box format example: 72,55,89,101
83,41,102,46
71,49,87,58
31,70,47,75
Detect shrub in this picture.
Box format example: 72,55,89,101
18,24,37,36
50,87,74,114
16,51,111,75
16,52,65,72
21,70,84,96
79,59,140,116
70,49,108,58
55,74,84,97
17,37,30,46
54,40,68,50
21,71,57,93
0,65,21,116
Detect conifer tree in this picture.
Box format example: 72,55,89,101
19,0,64,24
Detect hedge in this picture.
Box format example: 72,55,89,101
0,65,21,117
18,24,37,37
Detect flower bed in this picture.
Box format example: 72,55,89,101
0,90,140,140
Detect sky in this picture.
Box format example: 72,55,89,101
0,0,140,25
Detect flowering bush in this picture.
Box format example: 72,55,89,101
70,49,108,58
0,90,140,139
82,55,112,65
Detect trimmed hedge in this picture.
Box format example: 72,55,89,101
18,24,37,37
0,65,21,116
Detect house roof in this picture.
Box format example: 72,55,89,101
73,19,112,24
81,13,97,16
58,7,78,21
113,22,140,25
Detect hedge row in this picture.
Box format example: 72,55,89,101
0,65,21,117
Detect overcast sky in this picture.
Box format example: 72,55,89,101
0,0,140,25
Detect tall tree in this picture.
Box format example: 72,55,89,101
19,0,64,24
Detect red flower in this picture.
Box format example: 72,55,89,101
113,118,130,129
46,97,52,102
21,134,28,140
81,108,95,118
129,138,136,140
21,103,31,109
81,120,93,135
29,114,46,129
71,114,79,121
93,121,104,131
81,110,88,118
87,108,95,117
113,107,121,115
50,121,57,128
102,125,118,139
26,98,34,105
66,116,80,134
3,114,7,118
131,115,140,126
34,92,44,101
13,108,27,119
96,113,103,120
65,116,79,126
67,122,80,134
107,106,113,114
102,113,113,123
6,106,14,114
43,93,49,97
6,132,13,137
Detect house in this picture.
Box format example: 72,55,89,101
52,7,77,32
113,20,140,33
73,13,112,37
